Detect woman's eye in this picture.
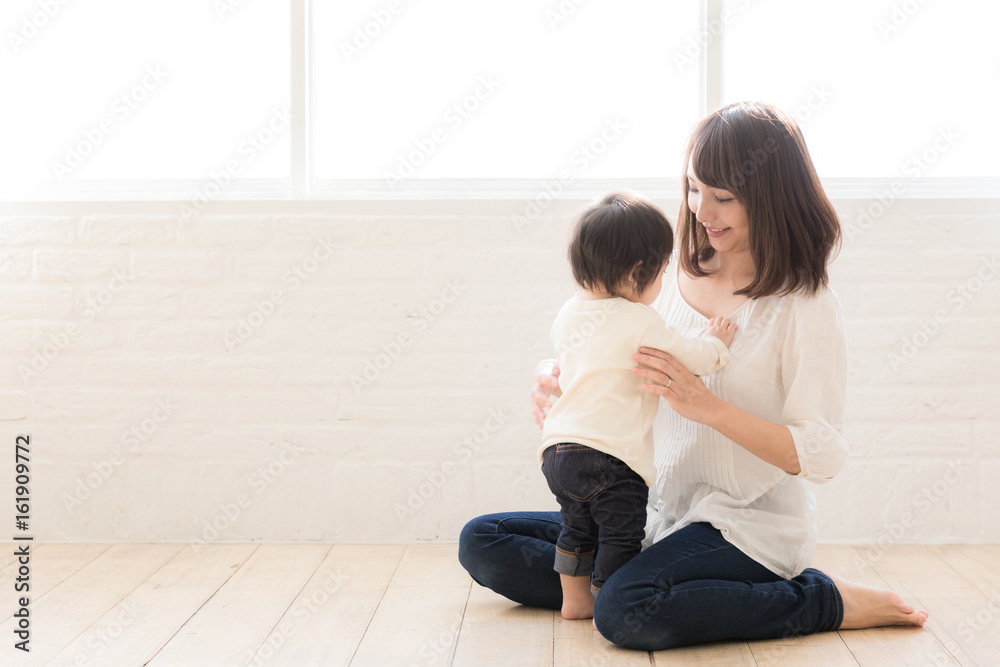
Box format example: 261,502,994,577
716,196,733,203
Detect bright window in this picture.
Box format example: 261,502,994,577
723,0,1000,178
0,0,290,193
1,0,996,199
310,0,701,189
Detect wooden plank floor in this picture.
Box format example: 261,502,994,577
0,544,996,666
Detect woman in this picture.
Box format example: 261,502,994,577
458,102,928,650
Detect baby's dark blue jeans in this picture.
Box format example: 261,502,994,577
541,442,648,595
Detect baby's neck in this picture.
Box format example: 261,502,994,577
576,289,638,303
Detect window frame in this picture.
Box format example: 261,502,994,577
2,0,997,204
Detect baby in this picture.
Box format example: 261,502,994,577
539,191,736,619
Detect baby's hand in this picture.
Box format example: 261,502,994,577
705,316,737,348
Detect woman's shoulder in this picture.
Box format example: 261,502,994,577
743,284,843,338
758,284,845,343
785,283,843,316
760,280,841,310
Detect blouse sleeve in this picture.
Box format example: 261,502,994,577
780,288,850,483
640,318,730,377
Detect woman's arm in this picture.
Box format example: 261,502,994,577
634,289,850,481
632,349,801,474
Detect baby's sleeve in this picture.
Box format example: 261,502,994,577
639,317,730,377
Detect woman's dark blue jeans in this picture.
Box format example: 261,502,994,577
458,513,843,650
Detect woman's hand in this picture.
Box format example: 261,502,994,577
531,359,561,429
634,346,801,473
632,347,722,426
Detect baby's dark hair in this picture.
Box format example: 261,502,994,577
567,191,674,298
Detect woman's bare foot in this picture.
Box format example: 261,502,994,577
560,574,595,620
816,568,929,629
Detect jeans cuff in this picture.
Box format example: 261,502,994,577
803,567,844,632
553,546,594,577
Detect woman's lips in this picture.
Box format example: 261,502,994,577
704,225,730,238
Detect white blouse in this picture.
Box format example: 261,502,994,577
644,256,850,578
540,296,729,486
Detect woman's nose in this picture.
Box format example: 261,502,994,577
694,198,711,220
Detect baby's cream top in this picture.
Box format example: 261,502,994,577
539,295,729,486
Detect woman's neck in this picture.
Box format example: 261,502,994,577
707,250,756,290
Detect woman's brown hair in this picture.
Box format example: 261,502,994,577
677,101,841,298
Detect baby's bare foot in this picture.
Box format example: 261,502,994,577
561,595,594,620
559,574,595,620
817,568,928,629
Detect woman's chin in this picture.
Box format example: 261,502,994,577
708,238,734,253
708,238,747,255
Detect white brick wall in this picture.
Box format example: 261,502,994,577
0,201,997,545
819,207,1000,545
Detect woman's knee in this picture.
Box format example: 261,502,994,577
457,514,492,580
594,583,679,651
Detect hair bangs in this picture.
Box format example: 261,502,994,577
686,114,748,199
